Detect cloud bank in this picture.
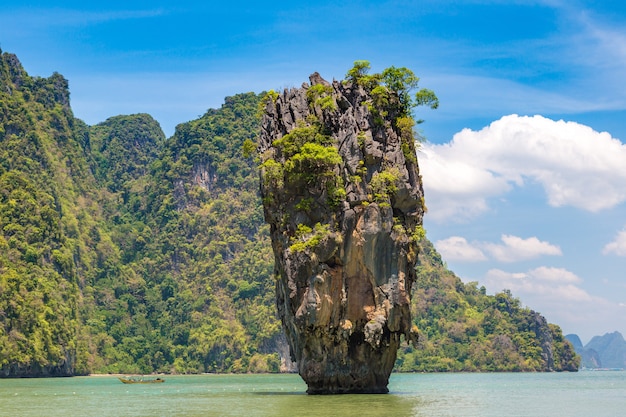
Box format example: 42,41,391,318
419,114,626,222
435,234,561,263
485,266,588,302
433,236,488,262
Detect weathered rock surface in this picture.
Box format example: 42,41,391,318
259,73,425,393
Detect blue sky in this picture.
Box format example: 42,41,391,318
2,0,626,343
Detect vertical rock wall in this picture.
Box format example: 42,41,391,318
259,73,425,393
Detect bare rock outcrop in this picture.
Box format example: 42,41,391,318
259,71,425,393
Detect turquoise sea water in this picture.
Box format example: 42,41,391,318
1,372,624,417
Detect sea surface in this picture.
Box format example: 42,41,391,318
1,371,624,417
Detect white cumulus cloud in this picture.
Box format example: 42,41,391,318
435,234,561,263
434,236,487,262
484,266,589,303
526,266,582,284
417,146,510,222
419,114,626,222
483,235,562,263
603,226,626,256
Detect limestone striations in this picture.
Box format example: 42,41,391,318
259,70,426,393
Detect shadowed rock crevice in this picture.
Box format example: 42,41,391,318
259,70,426,394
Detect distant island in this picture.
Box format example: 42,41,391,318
566,332,626,370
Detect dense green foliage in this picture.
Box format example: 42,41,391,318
261,119,344,215
345,60,439,117
89,113,165,192
79,93,281,374
0,51,107,375
0,51,578,376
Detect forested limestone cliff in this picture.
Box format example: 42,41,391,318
0,50,97,376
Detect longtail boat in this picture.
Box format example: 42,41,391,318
118,377,165,384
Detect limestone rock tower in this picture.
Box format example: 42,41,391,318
259,68,431,394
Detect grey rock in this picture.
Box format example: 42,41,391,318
259,73,424,394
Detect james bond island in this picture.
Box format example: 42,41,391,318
259,62,438,393
0,51,580,379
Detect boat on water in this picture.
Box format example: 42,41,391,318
118,377,165,384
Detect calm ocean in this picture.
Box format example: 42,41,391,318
1,372,624,416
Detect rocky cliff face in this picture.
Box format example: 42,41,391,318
0,51,85,377
259,72,425,393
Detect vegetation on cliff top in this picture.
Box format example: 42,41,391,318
0,52,578,375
